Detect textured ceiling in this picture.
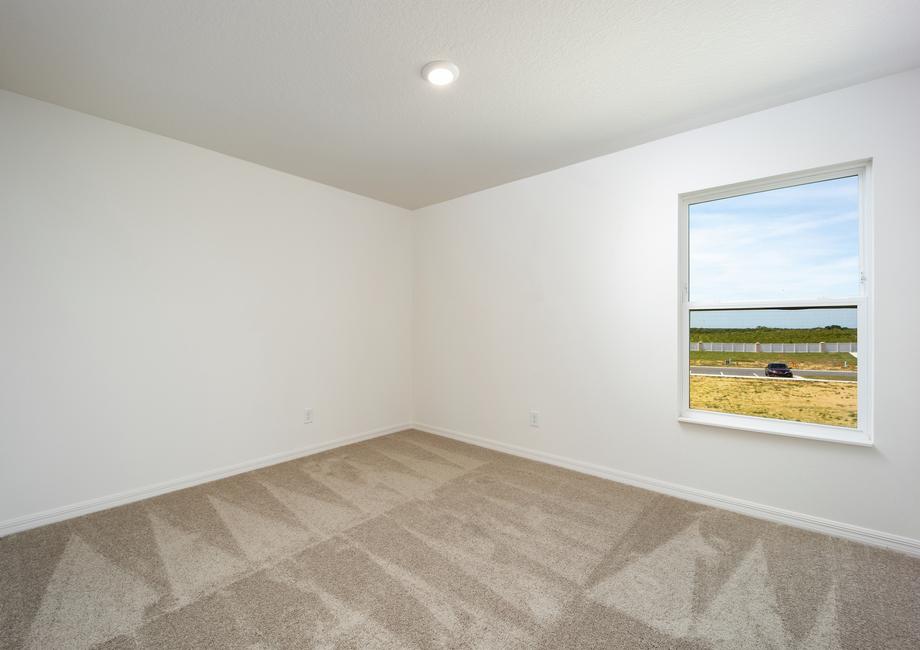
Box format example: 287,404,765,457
2,0,919,209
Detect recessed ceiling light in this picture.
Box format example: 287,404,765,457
422,61,459,86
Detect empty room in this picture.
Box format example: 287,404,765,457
2,1,919,648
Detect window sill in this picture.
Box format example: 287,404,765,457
678,410,873,446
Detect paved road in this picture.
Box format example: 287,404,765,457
690,365,857,381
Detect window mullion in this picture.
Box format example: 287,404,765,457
688,297,861,311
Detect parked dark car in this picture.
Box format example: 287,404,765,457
765,362,793,378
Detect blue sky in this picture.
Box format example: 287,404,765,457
690,307,856,329
689,176,859,328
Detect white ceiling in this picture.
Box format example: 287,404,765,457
2,1,919,209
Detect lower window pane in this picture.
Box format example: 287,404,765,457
689,307,857,428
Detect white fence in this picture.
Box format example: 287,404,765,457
690,341,857,353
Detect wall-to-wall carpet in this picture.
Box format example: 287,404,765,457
1,430,917,648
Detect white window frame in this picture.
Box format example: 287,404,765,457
678,160,873,446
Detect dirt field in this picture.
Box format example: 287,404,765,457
689,375,857,428
689,351,856,370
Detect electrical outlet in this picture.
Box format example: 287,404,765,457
304,408,313,424
529,410,539,428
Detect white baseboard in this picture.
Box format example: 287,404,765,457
413,422,920,558
0,423,412,538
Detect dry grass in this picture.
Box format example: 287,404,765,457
689,376,857,428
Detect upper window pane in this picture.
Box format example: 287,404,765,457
689,176,860,303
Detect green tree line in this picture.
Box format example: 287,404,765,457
690,326,857,343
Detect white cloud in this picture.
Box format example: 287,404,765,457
689,177,859,303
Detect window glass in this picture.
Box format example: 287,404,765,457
688,176,859,303
688,307,857,428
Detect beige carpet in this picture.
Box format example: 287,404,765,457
1,429,918,649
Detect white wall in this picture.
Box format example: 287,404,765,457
0,91,413,526
413,70,920,542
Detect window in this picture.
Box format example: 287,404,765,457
678,162,872,445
